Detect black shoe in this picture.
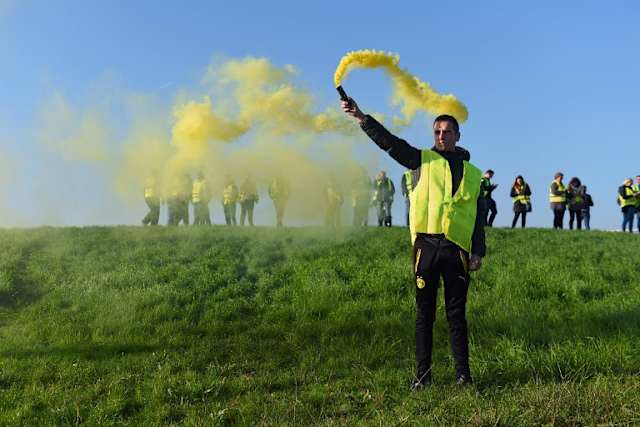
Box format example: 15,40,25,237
410,372,431,391
455,374,473,386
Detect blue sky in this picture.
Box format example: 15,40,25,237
1,0,639,229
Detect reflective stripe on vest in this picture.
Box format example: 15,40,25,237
409,150,482,253
404,170,413,194
620,186,635,208
513,183,530,204
192,180,206,203
549,182,566,203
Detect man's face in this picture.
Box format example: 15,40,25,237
636,176,640,184
433,120,459,151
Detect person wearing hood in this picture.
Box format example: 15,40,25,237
341,97,486,390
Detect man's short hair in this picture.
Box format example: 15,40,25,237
485,169,494,175
433,114,459,133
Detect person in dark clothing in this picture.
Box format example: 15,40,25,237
566,177,585,230
510,175,531,228
619,178,637,233
581,186,594,230
549,172,567,229
341,97,486,389
481,170,498,226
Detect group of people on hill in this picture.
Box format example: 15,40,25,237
142,174,275,227
146,167,640,232
477,170,594,230
141,169,406,228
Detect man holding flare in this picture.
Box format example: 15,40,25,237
340,90,486,390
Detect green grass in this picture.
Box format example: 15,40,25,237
0,225,639,425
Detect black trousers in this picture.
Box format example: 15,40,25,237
569,209,582,230
413,235,471,378
486,198,497,226
512,211,526,228
552,206,565,229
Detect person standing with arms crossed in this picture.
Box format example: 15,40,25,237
341,97,486,389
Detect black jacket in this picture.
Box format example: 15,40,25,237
360,115,486,257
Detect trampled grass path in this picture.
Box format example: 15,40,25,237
0,226,639,425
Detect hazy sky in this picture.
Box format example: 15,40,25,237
1,1,639,229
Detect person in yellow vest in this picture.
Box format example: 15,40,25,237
619,178,637,233
268,175,290,227
325,178,343,227
373,170,395,226
634,175,640,232
351,167,371,226
401,169,415,226
480,170,498,226
222,175,239,226
192,172,211,225
239,175,259,226
510,175,531,228
341,97,486,389
167,173,191,226
141,174,160,225
549,172,567,229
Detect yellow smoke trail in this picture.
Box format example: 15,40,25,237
334,49,468,123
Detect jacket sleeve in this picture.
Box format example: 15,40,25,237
471,193,486,257
360,115,421,170
525,185,532,196
509,186,517,197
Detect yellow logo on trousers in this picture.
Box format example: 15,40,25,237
416,276,426,289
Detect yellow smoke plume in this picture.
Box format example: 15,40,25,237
207,57,356,136
334,49,468,123
35,93,111,162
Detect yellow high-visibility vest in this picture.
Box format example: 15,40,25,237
409,150,481,253
549,182,566,203
619,186,636,208
513,183,530,205
632,184,640,208
223,184,238,205
192,179,207,203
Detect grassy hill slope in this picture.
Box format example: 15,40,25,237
0,226,639,425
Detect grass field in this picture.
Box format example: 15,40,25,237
0,225,639,425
